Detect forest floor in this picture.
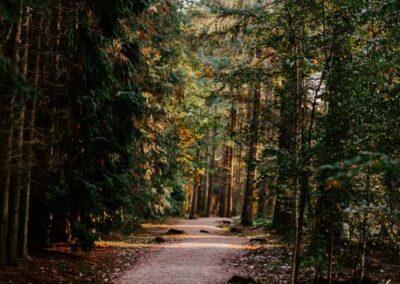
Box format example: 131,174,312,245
0,218,186,283
0,217,249,284
231,225,400,284
1,218,398,284
0,224,161,283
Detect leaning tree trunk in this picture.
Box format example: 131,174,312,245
291,45,326,284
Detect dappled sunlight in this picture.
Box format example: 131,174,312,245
177,234,230,239
96,241,154,249
162,242,255,249
97,240,282,250
96,240,255,250
142,224,171,230
142,224,227,231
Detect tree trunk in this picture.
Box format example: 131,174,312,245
232,103,243,217
205,126,217,217
16,8,32,259
5,2,24,266
241,85,261,226
196,147,206,215
218,147,228,217
200,143,210,216
291,170,308,283
273,68,298,229
189,180,198,218
190,149,201,218
225,99,236,217
19,13,42,258
0,78,14,268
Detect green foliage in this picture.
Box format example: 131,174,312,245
0,0,209,251
192,0,400,280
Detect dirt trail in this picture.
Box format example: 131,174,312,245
117,217,246,284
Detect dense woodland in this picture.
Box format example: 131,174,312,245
0,0,399,283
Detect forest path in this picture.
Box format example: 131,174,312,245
117,217,246,284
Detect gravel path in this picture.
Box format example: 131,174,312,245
117,217,246,284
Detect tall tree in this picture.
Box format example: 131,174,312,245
241,83,261,226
